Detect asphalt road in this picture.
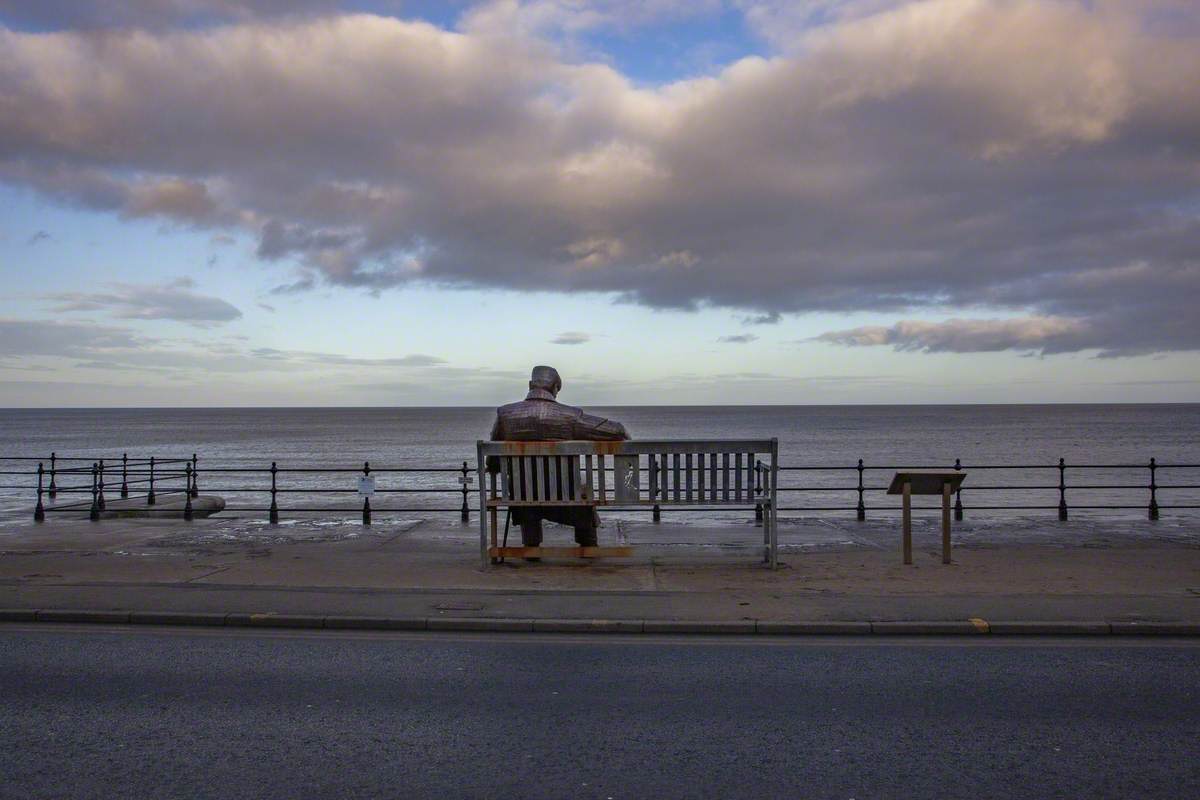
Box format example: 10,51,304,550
1,627,1197,800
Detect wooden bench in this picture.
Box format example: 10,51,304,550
475,439,779,568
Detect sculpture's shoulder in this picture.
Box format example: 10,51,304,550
493,398,579,441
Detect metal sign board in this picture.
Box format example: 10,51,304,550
357,476,376,497
614,455,639,503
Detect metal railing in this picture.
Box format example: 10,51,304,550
3,454,1198,524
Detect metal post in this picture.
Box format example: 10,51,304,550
35,462,46,522
183,464,194,521
754,459,763,525
362,461,372,526
856,458,866,521
97,459,106,511
941,480,952,564
48,452,57,499
1057,457,1068,521
120,453,129,498
953,457,963,521
269,461,279,524
768,439,779,569
190,453,199,498
902,480,912,565
460,461,470,523
147,456,156,505
1148,457,1159,521
89,463,100,522
653,455,661,523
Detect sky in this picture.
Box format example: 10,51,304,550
1,0,1198,407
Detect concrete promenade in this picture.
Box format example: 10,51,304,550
1,514,1197,632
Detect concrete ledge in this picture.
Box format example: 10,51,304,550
988,621,1111,635
36,609,131,624
225,613,327,628
1110,621,1200,636
532,619,644,633
870,621,985,635
756,621,872,635
324,615,428,631
2,612,1197,636
129,611,228,627
0,608,39,622
642,620,756,634
427,617,535,632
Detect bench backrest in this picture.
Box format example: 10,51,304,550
477,440,778,507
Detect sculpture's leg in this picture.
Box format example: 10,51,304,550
520,514,543,547
573,510,597,546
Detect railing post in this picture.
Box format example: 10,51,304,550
89,463,100,522
97,459,106,511
1057,457,1068,521
35,462,46,522
147,456,156,505
460,461,470,523
48,452,57,499
362,461,372,525
953,458,963,521
190,453,199,498
183,463,194,521
856,458,866,521
120,452,129,498
1148,457,1159,521
754,460,763,525
269,462,279,524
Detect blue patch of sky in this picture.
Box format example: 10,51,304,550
575,6,766,85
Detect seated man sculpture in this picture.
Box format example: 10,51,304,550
490,366,629,549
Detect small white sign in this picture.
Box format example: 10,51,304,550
615,455,639,503
357,476,376,497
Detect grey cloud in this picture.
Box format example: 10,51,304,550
551,331,590,345
0,1,351,29
718,334,759,344
48,278,243,325
0,318,150,359
742,311,781,326
1,3,1199,354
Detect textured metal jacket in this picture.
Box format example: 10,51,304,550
490,388,629,442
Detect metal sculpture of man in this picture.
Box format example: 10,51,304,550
490,366,629,549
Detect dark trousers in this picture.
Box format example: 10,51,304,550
512,506,598,547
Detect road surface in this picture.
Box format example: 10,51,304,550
1,626,1197,799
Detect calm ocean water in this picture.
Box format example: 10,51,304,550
2,405,1198,529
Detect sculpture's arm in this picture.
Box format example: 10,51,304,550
572,412,629,441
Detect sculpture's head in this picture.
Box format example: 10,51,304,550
529,365,562,397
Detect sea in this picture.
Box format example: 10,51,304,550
2,405,1198,543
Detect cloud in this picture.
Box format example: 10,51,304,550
0,318,149,359
0,2,1199,356
718,333,759,344
742,311,781,325
0,1,349,30
248,348,446,367
47,278,243,326
551,331,591,345
816,316,1094,355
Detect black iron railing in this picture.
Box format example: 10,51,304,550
3,454,1198,524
